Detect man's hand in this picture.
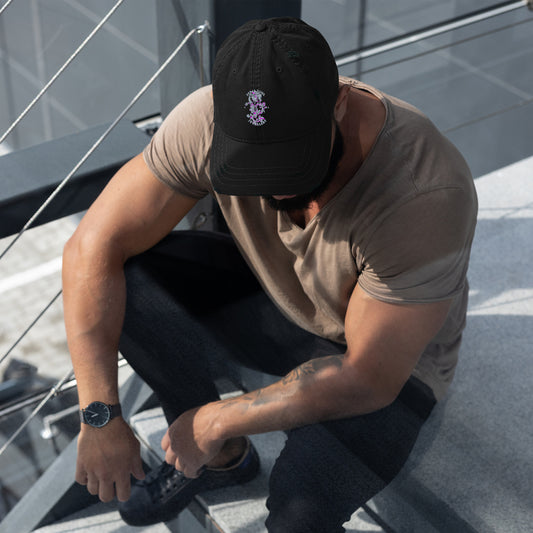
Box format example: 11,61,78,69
161,404,225,478
63,153,199,499
76,417,145,502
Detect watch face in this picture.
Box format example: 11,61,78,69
84,401,111,428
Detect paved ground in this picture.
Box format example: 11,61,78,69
0,216,78,518
0,216,77,382
0,191,213,385
363,154,533,532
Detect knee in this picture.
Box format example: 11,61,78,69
264,427,362,533
265,496,348,533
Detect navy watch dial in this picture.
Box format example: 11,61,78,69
83,401,111,428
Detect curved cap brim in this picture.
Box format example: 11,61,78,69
211,118,332,197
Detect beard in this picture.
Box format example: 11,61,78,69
263,123,344,212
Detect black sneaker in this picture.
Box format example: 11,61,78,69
118,437,260,526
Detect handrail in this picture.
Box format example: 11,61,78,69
0,0,13,17
335,0,529,67
0,358,130,460
0,22,209,263
0,0,125,146
0,23,210,460
0,359,130,420
354,16,533,79
0,368,74,457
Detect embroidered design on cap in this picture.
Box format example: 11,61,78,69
245,90,268,126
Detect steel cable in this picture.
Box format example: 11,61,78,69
0,367,74,457
0,289,62,368
0,23,207,262
0,22,208,359
0,0,13,17
0,23,209,458
0,0,125,147
0,358,129,420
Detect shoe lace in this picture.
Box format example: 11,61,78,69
141,462,189,503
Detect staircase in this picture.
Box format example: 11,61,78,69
20,378,383,533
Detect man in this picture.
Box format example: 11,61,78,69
63,18,477,532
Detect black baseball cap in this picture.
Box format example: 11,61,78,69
211,18,339,196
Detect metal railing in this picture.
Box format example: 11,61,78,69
0,16,211,460
0,0,125,147
0,20,210,262
336,0,531,67
0,0,532,461
0,0,13,17
337,0,533,134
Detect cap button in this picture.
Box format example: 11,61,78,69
254,21,267,32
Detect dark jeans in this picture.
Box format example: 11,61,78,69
119,231,436,533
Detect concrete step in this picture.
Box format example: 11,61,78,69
132,406,286,533
130,406,385,533
31,404,384,533
32,501,194,533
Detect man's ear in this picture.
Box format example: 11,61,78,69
333,85,351,122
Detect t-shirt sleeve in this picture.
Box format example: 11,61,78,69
357,187,477,304
143,85,214,199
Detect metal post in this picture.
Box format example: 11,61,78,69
155,0,213,119
213,0,301,50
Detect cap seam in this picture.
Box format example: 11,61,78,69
212,34,246,82
271,32,305,73
214,117,330,145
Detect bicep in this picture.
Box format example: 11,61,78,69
72,153,199,260
343,284,451,402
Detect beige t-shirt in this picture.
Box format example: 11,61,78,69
143,78,478,401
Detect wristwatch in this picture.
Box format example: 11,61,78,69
79,401,122,428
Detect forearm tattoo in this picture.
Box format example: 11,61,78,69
281,354,344,385
220,354,344,412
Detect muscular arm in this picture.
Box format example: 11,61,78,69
63,153,198,500
63,154,197,403
215,286,450,435
165,285,451,476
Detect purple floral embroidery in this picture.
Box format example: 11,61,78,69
245,90,268,126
